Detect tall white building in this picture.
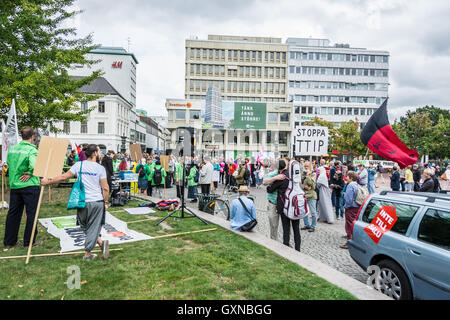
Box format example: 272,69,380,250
205,86,224,127
70,46,138,109
287,38,389,128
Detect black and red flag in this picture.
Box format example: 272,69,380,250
360,99,419,169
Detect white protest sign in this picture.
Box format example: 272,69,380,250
294,126,329,156
125,207,155,215
39,212,152,252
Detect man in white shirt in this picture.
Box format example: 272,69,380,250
199,156,214,194
41,144,110,261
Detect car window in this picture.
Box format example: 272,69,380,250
418,209,450,251
362,199,419,235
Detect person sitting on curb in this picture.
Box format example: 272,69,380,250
229,185,257,232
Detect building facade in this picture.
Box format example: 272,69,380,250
287,38,389,128
165,98,292,160
204,86,224,127
185,35,288,103
70,46,138,109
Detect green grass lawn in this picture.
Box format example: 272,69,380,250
0,196,356,300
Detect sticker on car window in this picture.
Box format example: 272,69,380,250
364,206,398,244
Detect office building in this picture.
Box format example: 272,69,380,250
205,86,224,128
185,35,288,103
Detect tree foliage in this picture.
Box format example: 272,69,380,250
334,118,367,157
0,0,102,132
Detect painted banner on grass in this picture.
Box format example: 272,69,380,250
39,212,152,252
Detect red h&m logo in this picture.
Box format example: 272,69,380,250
112,61,123,69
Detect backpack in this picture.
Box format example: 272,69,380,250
138,165,145,178
194,168,199,183
355,183,369,205
111,191,128,207
282,160,309,220
244,166,250,181
153,167,163,185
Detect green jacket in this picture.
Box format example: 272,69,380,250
148,164,166,186
7,141,40,189
302,172,317,200
136,163,151,180
113,159,120,173
187,166,198,187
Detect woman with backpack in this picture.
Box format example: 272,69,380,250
266,159,302,252
187,161,199,203
135,158,150,195
316,166,335,224
148,159,166,199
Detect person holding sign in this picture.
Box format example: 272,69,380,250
3,127,42,249
41,144,110,261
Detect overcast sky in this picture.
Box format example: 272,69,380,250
73,0,450,120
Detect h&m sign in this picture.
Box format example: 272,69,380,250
112,61,123,69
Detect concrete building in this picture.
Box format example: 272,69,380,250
287,38,389,128
165,98,292,160
185,35,288,103
70,46,138,109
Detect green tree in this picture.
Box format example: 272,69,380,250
334,119,366,158
0,0,102,132
426,114,450,159
400,105,450,126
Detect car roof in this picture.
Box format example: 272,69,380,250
375,191,450,209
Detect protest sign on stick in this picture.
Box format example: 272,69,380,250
25,136,69,264
129,144,142,162
293,125,329,156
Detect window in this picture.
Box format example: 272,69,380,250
63,121,70,134
190,110,200,120
98,122,105,134
280,113,289,122
418,209,450,250
362,200,420,235
268,112,277,123
279,132,287,145
266,131,272,144
81,102,88,112
80,122,87,134
176,110,186,120
98,101,105,113
354,108,359,115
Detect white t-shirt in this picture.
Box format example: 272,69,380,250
70,161,107,202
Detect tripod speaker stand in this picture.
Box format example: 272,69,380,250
154,159,208,226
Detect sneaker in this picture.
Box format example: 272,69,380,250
308,228,315,232
301,226,311,230
336,217,340,220
4,242,19,249
83,254,97,261
102,240,110,259
340,244,349,249
23,240,42,248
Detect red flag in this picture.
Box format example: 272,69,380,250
75,143,82,155
360,99,419,169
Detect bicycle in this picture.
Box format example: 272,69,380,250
203,184,255,221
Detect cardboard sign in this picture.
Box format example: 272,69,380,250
294,126,329,156
159,155,169,172
129,144,143,161
364,206,398,244
34,136,70,178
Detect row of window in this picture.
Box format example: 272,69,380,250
189,64,287,79
188,95,286,103
290,95,386,104
197,131,290,145
289,81,388,91
289,66,388,77
294,106,378,116
189,48,287,63
80,101,130,120
289,51,389,63
189,80,286,95
63,121,106,134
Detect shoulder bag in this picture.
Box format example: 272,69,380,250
238,197,257,231
67,161,86,210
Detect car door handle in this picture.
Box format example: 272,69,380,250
409,249,421,256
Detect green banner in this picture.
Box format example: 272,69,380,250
234,102,266,130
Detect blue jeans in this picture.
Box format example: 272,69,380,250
368,180,375,194
335,196,344,218
303,199,317,229
331,189,336,207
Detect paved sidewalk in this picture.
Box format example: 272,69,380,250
133,189,391,300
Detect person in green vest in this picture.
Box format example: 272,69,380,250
175,158,184,199
3,127,42,249
148,158,166,198
135,158,150,194
187,161,198,203
146,158,155,196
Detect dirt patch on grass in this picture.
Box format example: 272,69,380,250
174,239,203,252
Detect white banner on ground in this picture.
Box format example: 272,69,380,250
125,207,155,215
39,212,153,252
293,125,329,156
353,159,398,169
